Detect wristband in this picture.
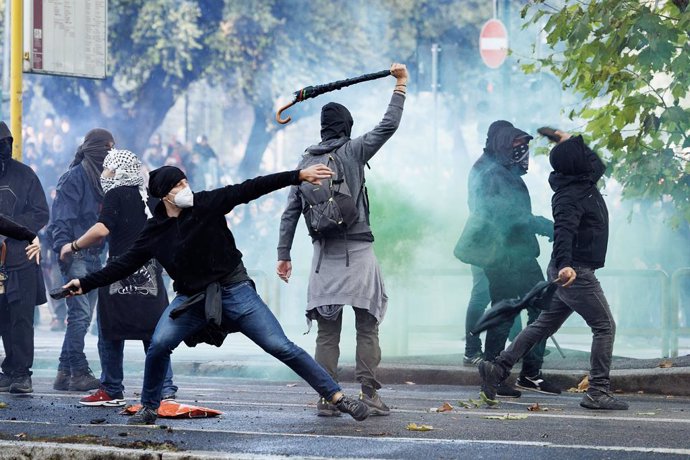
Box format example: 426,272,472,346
71,240,81,252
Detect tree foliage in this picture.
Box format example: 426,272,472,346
521,0,690,224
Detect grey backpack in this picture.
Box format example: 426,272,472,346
298,151,359,240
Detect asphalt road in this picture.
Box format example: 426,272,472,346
1,375,689,459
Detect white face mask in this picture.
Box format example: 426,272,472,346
172,186,194,208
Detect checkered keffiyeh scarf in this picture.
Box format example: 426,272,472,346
101,149,153,218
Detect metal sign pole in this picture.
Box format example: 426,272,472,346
10,0,23,161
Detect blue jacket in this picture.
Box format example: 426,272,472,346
48,164,105,254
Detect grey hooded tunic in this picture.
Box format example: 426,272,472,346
277,92,405,322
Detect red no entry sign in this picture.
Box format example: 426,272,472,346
480,19,508,69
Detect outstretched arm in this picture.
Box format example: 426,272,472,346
194,165,333,215
348,63,408,164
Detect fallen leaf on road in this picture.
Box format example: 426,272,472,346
567,375,589,393
659,359,673,368
0,402,7,409
404,381,416,385
437,402,453,412
482,414,528,421
528,403,545,411
636,412,656,416
457,400,473,409
286,383,298,387
406,423,433,431
479,391,499,407
15,433,27,439
467,399,482,408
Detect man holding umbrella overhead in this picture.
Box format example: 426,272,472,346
276,63,408,417
479,130,628,410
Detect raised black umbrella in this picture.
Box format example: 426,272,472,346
276,69,392,124
470,280,559,337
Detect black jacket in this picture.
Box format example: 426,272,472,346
0,160,49,270
549,136,608,270
80,170,301,295
463,127,553,267
0,214,37,242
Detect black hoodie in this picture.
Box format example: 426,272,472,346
548,135,608,270
0,122,49,271
464,123,553,266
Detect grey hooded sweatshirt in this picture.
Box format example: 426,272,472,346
277,92,405,261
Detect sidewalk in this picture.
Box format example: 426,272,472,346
26,324,690,397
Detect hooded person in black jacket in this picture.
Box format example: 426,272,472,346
0,121,50,394
62,164,372,425
456,120,558,397
478,131,628,410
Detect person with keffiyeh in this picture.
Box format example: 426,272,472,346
47,128,115,393
60,150,178,407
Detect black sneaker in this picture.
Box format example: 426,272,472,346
316,397,341,417
128,406,158,425
0,373,14,392
580,390,629,410
516,373,561,395
496,382,521,398
53,370,70,391
478,360,507,402
9,376,32,394
463,353,483,367
68,369,100,392
359,391,390,416
161,393,176,401
334,395,369,421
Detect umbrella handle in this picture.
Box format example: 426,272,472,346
276,100,298,125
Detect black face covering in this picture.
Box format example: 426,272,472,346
320,102,353,142
0,138,12,161
511,142,530,174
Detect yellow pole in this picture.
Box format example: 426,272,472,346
9,0,23,161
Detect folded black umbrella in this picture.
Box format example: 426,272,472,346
470,280,559,336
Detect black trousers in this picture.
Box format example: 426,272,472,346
483,257,547,378
0,297,34,377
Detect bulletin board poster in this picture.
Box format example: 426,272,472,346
29,0,107,79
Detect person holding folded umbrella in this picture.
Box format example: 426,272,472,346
478,130,628,410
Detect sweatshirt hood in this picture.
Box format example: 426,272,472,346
0,121,12,142
549,136,593,176
320,102,353,142
305,137,349,155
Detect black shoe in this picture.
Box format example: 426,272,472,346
316,397,341,417
68,369,100,392
335,395,369,421
53,370,70,391
463,353,483,367
128,406,158,425
9,376,33,394
496,383,521,398
580,390,629,410
161,393,176,401
0,373,14,392
359,391,391,416
478,360,507,402
516,373,561,395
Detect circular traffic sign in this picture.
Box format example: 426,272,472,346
479,19,509,69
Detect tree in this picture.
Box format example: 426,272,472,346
521,0,690,224
32,0,225,153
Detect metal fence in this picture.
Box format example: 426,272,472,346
255,267,690,359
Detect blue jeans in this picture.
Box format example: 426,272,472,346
58,252,102,374
98,336,177,398
141,281,341,409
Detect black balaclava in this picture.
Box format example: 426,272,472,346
320,102,353,142
70,128,115,197
549,136,593,176
149,166,186,198
485,122,533,175
483,120,513,153
0,121,14,177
